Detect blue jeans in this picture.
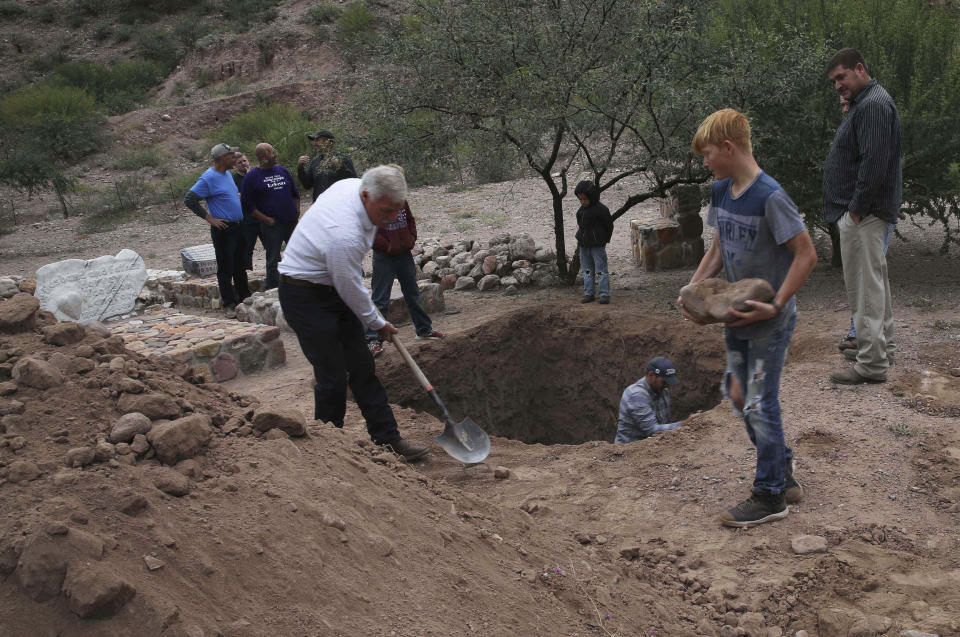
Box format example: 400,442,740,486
722,312,796,495
579,245,610,298
848,222,895,338
262,220,297,290
365,252,433,342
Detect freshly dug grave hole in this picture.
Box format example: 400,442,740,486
379,304,726,445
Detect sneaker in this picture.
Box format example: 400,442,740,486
383,438,430,462
581,295,595,304
368,341,384,358
223,305,237,319
838,336,857,352
415,330,445,341
843,348,895,366
597,296,610,305
784,458,804,504
829,367,885,385
719,492,788,528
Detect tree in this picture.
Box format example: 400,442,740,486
709,0,960,263
352,0,824,278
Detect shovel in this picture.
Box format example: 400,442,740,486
390,335,491,463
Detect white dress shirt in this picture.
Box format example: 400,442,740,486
278,178,386,330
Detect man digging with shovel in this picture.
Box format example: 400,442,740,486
277,165,429,462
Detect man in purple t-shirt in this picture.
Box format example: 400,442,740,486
240,143,300,290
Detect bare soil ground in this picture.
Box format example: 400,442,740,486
2,176,960,636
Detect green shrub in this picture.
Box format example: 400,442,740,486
212,103,313,171
0,1,27,18
173,20,212,51
195,68,216,88
0,83,103,160
223,0,278,32
72,0,104,16
113,146,166,170
32,4,56,23
92,22,113,41
28,50,70,74
336,1,376,49
309,2,341,24
136,29,183,75
114,24,133,43
10,32,33,54
52,60,164,115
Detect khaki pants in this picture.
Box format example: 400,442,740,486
838,212,895,379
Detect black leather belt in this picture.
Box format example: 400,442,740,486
280,274,332,289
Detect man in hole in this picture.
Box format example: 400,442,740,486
614,356,682,444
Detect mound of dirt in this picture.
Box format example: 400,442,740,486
377,304,727,445
0,320,726,636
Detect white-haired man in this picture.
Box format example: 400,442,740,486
277,165,429,461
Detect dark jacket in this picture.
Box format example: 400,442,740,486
373,202,418,256
297,153,357,201
822,79,902,224
575,181,614,247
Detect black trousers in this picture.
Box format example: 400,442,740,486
210,223,250,307
242,218,264,271
262,220,297,290
278,278,401,445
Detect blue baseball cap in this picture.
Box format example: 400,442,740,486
648,356,679,386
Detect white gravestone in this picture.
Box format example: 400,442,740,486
35,249,148,323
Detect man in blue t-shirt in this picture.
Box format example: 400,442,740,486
183,143,250,318
681,109,817,529
241,143,300,290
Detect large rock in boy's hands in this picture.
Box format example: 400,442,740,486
679,278,775,324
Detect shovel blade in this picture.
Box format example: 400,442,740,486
434,417,490,464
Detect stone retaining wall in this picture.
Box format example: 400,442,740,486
631,185,705,271
109,308,285,383
142,271,267,310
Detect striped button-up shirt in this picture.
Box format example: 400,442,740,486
823,79,902,224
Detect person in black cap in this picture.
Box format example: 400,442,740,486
614,356,681,444
297,129,357,202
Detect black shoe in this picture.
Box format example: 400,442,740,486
384,438,429,462
581,295,595,304
719,492,787,528
784,458,804,504
597,296,610,305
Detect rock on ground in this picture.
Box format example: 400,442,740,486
110,412,153,443
252,409,307,436
791,535,828,555
146,414,212,465
117,393,181,420
0,294,40,333
62,563,136,619
149,467,191,496
7,460,40,483
42,322,86,346
12,358,64,389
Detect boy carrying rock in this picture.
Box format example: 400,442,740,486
680,109,817,528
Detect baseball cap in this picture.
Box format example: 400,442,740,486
307,129,335,140
648,356,679,386
211,143,239,160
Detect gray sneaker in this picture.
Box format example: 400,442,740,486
224,305,238,319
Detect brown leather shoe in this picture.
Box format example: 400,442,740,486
384,438,429,462
829,367,885,385
838,337,857,351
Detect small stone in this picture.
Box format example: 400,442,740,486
150,467,190,496
130,434,150,455
109,357,126,371
42,322,86,346
12,358,64,389
848,615,892,637
116,377,146,394
493,466,510,479
906,601,930,622
251,409,306,437
117,393,180,420
9,435,26,450
147,413,212,464
0,293,40,333
110,412,153,443
794,631,810,637
322,514,346,531
93,441,115,463
143,555,165,571
619,546,641,560
7,459,40,483
738,611,767,637
65,447,96,468
62,562,136,618
898,631,940,637
791,535,828,555
264,429,289,440
0,399,24,415
0,381,17,396
69,511,89,524
454,276,476,291
118,495,148,516
478,275,500,291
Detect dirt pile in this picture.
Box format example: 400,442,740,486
378,304,727,444
0,311,732,635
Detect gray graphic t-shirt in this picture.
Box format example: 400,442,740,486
706,172,806,339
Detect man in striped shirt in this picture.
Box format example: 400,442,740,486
823,48,901,385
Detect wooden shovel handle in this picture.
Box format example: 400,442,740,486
390,335,434,393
